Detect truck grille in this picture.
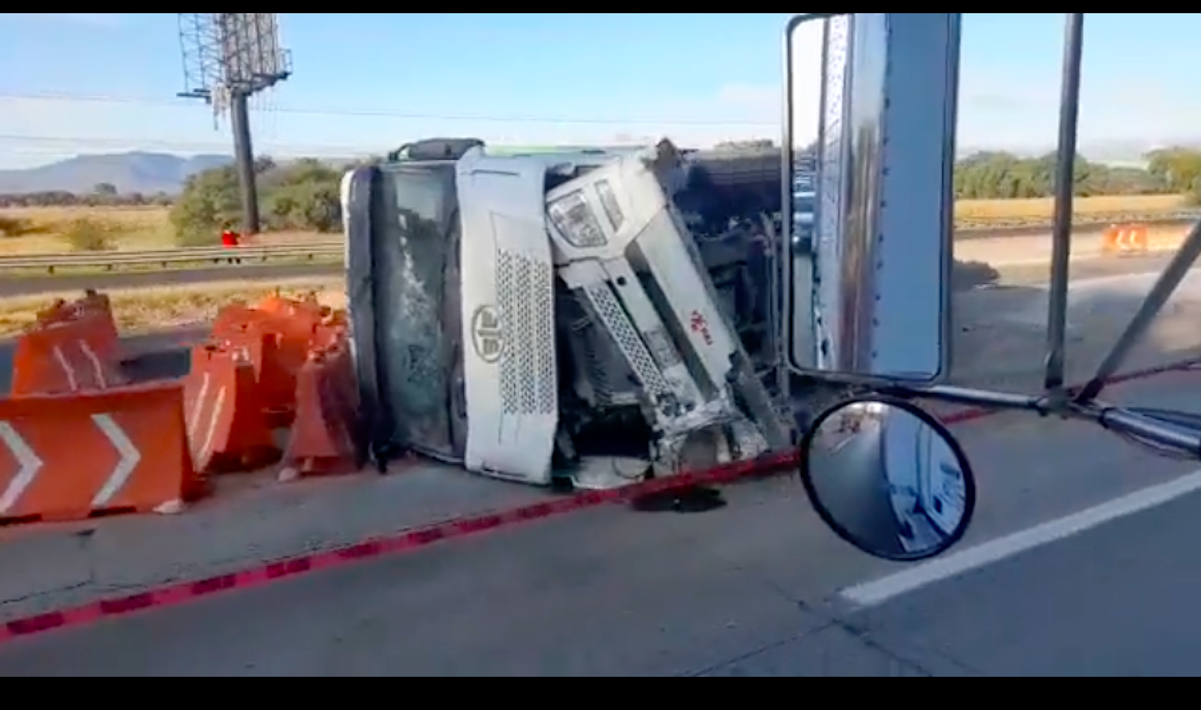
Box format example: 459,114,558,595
586,283,672,401
497,249,557,415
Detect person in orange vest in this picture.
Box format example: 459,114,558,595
221,229,243,264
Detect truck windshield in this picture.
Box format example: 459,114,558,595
372,163,462,461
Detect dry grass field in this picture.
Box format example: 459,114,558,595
0,206,330,255
0,206,175,254
955,194,1189,225
0,196,1192,255
0,195,1192,255
0,277,345,338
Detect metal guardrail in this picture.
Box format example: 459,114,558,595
0,242,344,272
2,211,1194,274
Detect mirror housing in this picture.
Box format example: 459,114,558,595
784,13,962,385
800,396,977,561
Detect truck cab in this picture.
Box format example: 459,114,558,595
342,138,790,489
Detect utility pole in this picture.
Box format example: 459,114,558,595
229,91,261,233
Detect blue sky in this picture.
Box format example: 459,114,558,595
0,12,1199,169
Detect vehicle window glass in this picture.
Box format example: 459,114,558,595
372,165,458,459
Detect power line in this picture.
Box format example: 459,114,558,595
0,91,777,127
0,133,374,156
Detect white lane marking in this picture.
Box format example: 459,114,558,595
90,413,142,508
839,467,1201,609
0,422,44,515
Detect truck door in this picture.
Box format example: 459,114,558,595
456,151,559,485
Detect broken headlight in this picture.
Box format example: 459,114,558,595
548,189,608,248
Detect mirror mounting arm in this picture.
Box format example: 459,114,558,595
1073,217,1201,405
1078,403,1201,458
879,382,1201,460
881,384,1050,417
1044,13,1087,396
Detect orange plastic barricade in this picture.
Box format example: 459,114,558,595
279,339,364,480
35,290,121,363
255,294,329,373
0,382,203,524
13,290,126,396
1102,224,1149,255
208,294,340,428
72,289,120,361
11,320,125,396
193,295,357,477
210,324,297,428
183,345,279,474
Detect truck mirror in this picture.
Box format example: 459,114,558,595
800,396,976,562
783,14,962,385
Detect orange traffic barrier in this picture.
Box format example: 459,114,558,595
11,320,125,396
0,382,203,524
205,326,278,409
183,345,280,474
1102,224,1149,255
185,294,357,478
279,336,363,480
208,294,333,427
35,290,121,363
12,290,126,396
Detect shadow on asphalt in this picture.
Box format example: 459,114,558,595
950,262,1201,398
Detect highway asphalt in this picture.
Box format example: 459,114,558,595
997,251,1175,286
0,370,1199,676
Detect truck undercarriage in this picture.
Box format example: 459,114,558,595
342,138,801,490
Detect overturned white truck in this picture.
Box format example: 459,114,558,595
341,138,794,489
333,14,1013,564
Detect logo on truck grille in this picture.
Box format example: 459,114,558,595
471,305,504,364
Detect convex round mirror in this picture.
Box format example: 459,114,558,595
800,397,977,561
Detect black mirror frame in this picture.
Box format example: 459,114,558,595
798,394,979,562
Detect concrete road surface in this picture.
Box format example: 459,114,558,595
1,371,1200,676
954,223,1187,269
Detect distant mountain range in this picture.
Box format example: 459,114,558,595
1,139,1198,196
0,152,236,196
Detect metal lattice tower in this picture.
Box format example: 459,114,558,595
177,13,293,234
179,14,292,103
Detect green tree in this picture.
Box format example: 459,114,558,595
1146,147,1201,205
953,149,1185,200
169,165,243,245
170,158,345,243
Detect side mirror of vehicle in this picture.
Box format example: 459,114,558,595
800,396,977,561
783,13,962,385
